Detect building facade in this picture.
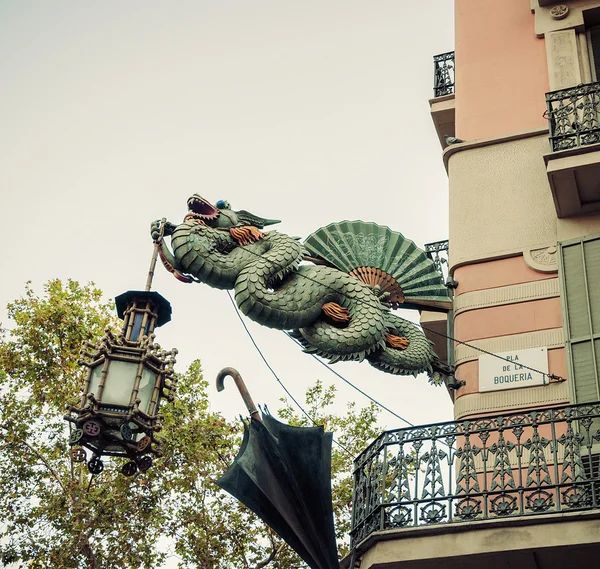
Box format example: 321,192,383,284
344,1,600,567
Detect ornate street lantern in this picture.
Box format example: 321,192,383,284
65,220,178,476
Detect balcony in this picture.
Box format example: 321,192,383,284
430,52,455,149
345,403,600,568
433,52,455,98
544,82,600,217
420,240,450,385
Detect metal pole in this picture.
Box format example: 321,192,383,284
145,218,166,292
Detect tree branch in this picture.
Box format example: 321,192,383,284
251,528,281,569
252,543,280,569
78,533,99,569
0,423,69,498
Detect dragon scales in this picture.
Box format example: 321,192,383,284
151,195,446,383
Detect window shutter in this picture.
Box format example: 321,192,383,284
584,239,600,328
561,236,600,403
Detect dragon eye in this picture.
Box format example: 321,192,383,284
216,200,226,209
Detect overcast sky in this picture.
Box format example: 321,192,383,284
1,1,455,439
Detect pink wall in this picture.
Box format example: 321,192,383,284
455,0,549,140
454,255,555,295
451,256,566,407
454,297,562,342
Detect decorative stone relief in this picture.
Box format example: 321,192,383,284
550,5,569,20
545,30,582,90
453,279,559,316
524,245,559,273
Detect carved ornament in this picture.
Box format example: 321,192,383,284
550,5,569,20
523,245,558,273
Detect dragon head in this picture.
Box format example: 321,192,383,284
186,194,223,226
185,194,280,230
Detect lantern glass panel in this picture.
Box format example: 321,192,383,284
102,360,140,407
131,313,144,341
138,366,159,413
88,363,103,399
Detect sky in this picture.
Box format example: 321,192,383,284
0,1,455,437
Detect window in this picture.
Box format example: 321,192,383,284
587,25,600,81
585,8,600,81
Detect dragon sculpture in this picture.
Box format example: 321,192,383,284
151,195,451,383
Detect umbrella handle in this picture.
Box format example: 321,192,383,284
216,367,262,422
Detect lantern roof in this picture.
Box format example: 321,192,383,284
115,290,172,327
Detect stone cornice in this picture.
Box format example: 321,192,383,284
443,127,549,172
454,380,569,420
454,278,560,316
455,328,565,367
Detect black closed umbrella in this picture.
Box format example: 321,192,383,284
216,368,339,569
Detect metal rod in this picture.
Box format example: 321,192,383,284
216,367,261,422
146,217,166,292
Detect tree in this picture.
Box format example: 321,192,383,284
0,279,382,568
0,280,176,568
278,381,381,559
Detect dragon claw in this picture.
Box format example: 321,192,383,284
151,219,176,240
150,220,161,240
386,334,410,350
322,302,351,326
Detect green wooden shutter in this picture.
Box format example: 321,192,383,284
560,235,600,403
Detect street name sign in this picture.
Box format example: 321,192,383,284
479,347,548,392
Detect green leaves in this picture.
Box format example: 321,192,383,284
0,280,167,568
1,280,381,568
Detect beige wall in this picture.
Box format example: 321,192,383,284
448,135,557,270
455,0,548,140
557,214,600,241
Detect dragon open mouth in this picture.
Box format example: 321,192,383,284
187,194,220,221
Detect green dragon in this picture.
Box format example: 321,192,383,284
152,195,444,383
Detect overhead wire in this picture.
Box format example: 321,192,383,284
419,324,565,384
228,297,459,454
285,332,414,427
225,290,354,459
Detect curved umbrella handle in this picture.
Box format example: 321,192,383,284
216,367,261,422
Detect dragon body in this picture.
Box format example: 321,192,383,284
153,195,442,381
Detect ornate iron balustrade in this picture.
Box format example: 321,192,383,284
350,403,600,547
433,52,455,98
424,239,449,280
546,82,600,151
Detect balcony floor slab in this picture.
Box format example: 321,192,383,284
345,510,600,569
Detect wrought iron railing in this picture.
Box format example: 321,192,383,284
350,403,600,547
546,82,600,151
424,239,449,280
433,52,455,98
